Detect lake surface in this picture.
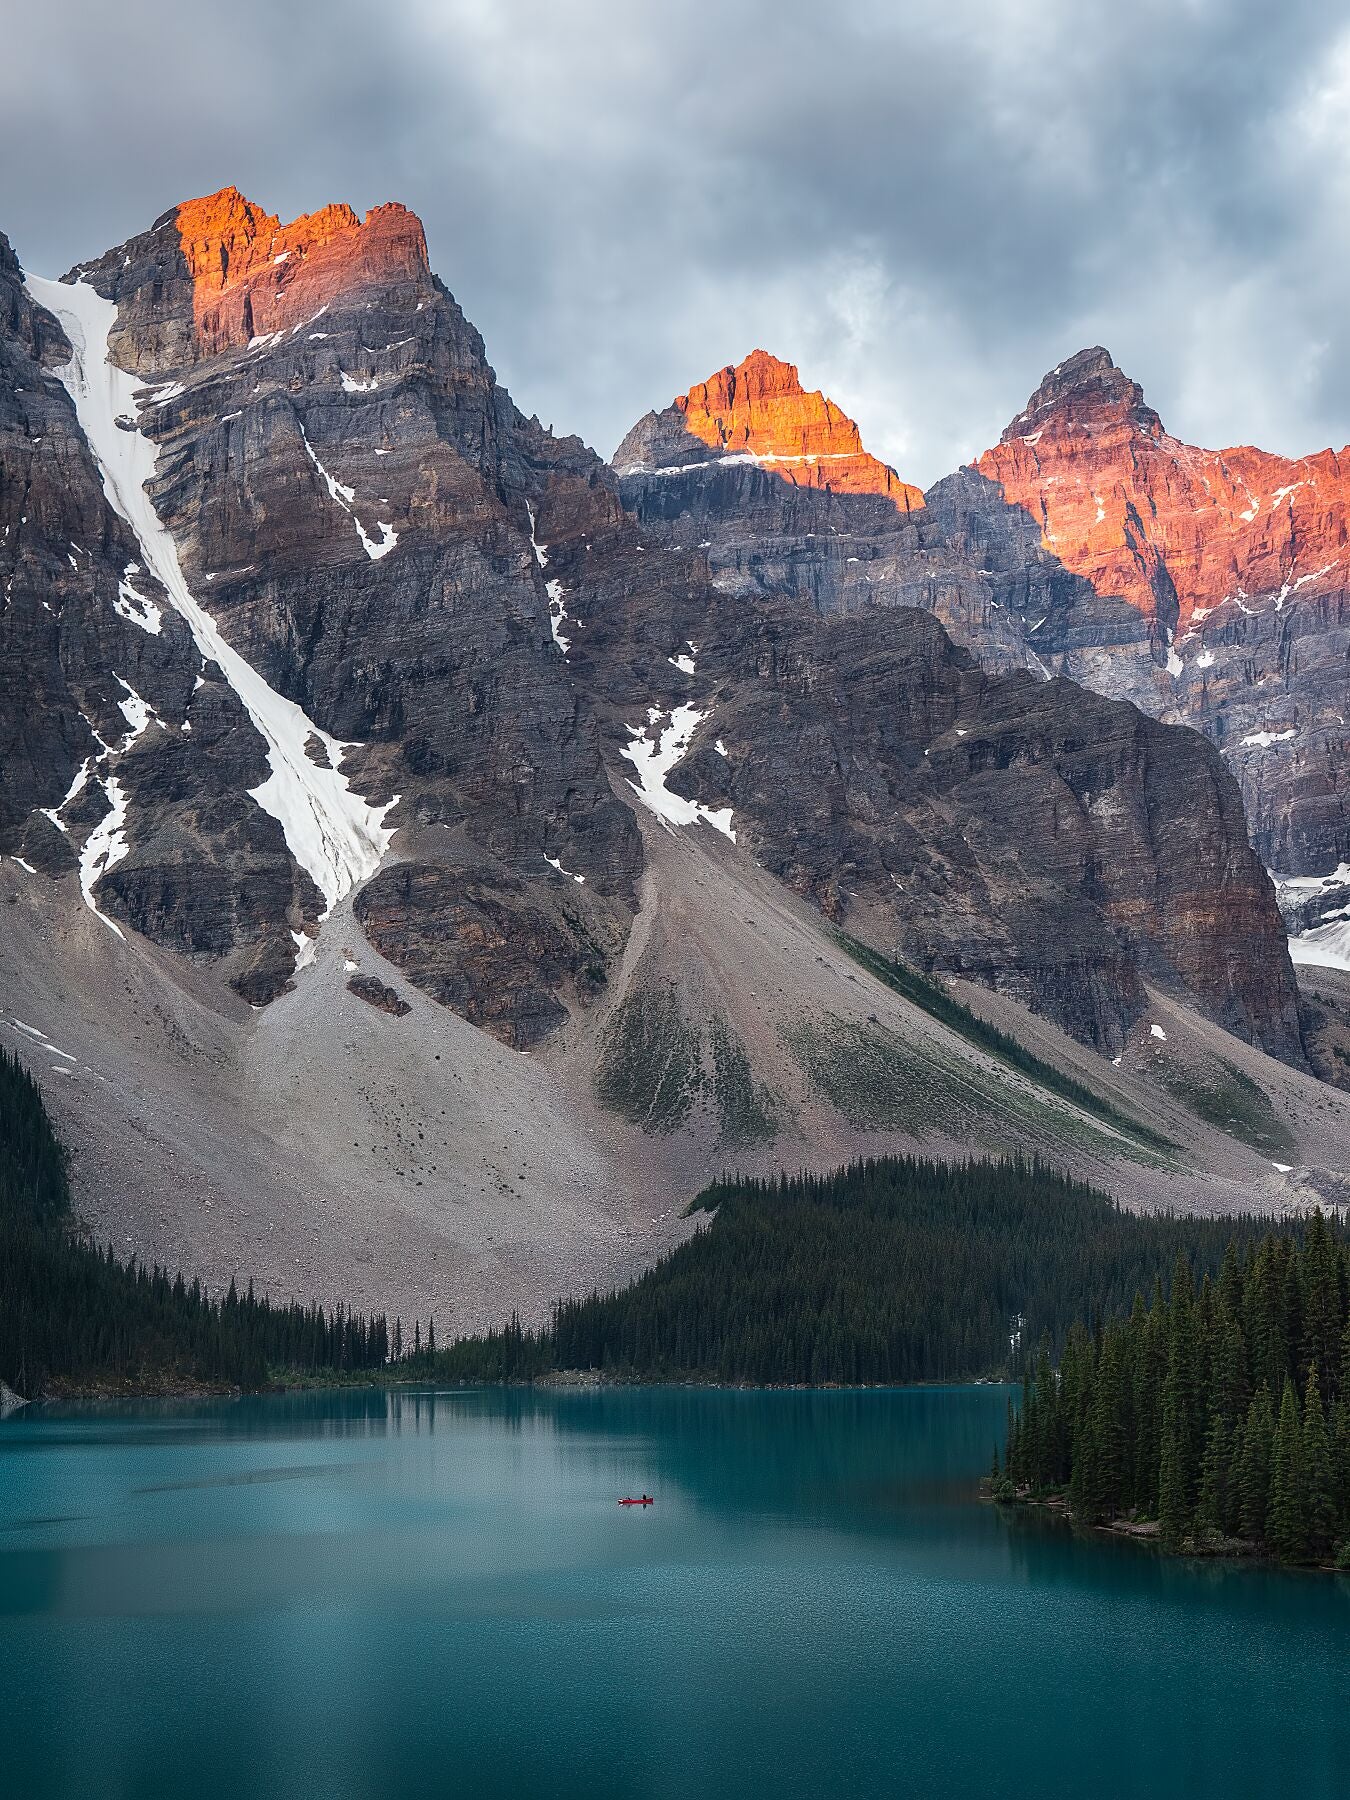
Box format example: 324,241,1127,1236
1,1385,1346,1799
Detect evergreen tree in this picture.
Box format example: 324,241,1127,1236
1211,1306,1249,1431
1301,1363,1337,1560
994,1221,1350,1564
1158,1275,1201,1546
1196,1414,1232,1538
1238,1384,1276,1542
1158,1390,1193,1549
1269,1378,1308,1563
1084,1326,1127,1522
1131,1282,1169,1515
1300,1212,1342,1387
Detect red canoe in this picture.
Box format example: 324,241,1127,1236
618,1495,654,1506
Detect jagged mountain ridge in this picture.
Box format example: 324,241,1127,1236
13,191,642,1033
615,343,1350,970
1,186,1340,1328
0,188,1304,1063
615,348,924,507
974,346,1350,887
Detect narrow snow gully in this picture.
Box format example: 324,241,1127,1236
525,502,573,654
25,274,398,921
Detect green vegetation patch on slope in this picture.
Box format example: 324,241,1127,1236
709,1016,778,1146
0,1049,389,1394
1157,1057,1296,1160
784,1011,1166,1163
835,932,1175,1156
422,1156,1288,1387
784,1015,966,1136
594,984,704,1132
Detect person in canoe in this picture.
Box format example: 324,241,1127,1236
618,1495,654,1506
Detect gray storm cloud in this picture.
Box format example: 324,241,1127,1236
2,0,1347,485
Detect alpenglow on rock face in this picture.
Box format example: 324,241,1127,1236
612,349,1015,637
0,188,1310,1070
93,186,433,371
970,347,1350,886
615,349,924,507
9,186,642,1026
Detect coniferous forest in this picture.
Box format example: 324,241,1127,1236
420,1157,1297,1387
10,1015,1344,1601
0,1050,389,1393
1001,1215,1350,1565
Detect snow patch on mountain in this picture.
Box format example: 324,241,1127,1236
78,774,129,936
1288,920,1350,972
25,274,399,918
526,503,573,654
1241,728,1296,749
621,705,735,841
298,425,398,561
113,564,162,634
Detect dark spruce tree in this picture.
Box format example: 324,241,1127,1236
1001,1214,1350,1567
0,1050,389,1394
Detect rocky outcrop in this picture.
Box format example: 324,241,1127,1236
347,973,412,1017
78,186,431,372
615,349,924,508
972,348,1350,877
617,342,1350,890
654,603,1305,1062
353,859,616,1047
517,406,1310,1063
614,350,1041,662
20,188,643,1023
0,232,315,999
977,346,1348,645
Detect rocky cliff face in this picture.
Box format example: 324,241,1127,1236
2,192,1308,1069
25,187,644,1038
637,601,1304,1061
0,233,321,1000
84,186,432,373
612,350,1039,654
972,348,1350,881
616,348,924,506
616,341,1350,950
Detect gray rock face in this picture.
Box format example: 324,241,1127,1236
22,192,643,1037
0,232,315,1001
659,603,1305,1062
493,454,1307,1060
0,194,1309,1070
618,345,1350,892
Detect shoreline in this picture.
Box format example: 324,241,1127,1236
4,1370,1017,1406
991,1485,1350,1578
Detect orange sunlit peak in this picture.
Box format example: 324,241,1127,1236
673,349,923,510
171,188,430,356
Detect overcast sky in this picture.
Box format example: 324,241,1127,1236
4,0,1348,485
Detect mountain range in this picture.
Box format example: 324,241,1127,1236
4,186,1350,1332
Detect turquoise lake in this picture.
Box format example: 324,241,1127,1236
1,1385,1346,1799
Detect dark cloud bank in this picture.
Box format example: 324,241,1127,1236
3,0,1347,484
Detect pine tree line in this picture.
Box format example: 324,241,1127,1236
1002,1214,1350,1565
421,1156,1296,1387
0,1049,389,1392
